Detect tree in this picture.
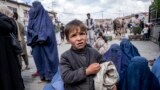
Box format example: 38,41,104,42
152,0,160,9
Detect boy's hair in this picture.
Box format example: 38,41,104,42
64,19,87,40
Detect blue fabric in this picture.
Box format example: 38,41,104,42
121,56,160,90
27,1,59,80
120,38,140,60
103,44,130,87
27,1,51,45
43,69,64,90
152,56,160,84
103,44,130,74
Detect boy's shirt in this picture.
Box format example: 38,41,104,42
60,46,105,90
143,27,148,34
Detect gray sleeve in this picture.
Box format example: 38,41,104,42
60,54,87,84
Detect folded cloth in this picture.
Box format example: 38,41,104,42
94,61,119,90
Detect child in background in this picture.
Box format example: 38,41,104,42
93,32,108,55
142,24,149,40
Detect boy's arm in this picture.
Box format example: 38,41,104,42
60,55,87,84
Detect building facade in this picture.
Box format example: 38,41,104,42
0,0,56,26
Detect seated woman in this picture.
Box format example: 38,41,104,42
121,56,160,90
152,56,160,84
103,44,130,89
93,32,108,55
120,38,140,60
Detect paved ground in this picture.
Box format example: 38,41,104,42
22,32,160,90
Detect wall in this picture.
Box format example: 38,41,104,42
150,25,160,43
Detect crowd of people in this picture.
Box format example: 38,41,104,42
0,1,160,90
113,14,151,40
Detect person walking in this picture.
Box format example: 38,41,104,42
13,12,30,70
27,1,59,81
86,13,95,45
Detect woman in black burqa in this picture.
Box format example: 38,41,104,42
0,5,24,90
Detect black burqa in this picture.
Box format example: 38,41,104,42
0,13,24,90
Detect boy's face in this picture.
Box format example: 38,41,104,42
68,27,87,50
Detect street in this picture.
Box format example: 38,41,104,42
22,32,160,90
0,0,159,90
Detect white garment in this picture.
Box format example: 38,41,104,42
93,38,108,55
132,18,140,27
86,18,95,45
143,27,148,34
88,30,95,45
94,61,119,90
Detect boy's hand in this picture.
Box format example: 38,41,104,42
86,63,100,76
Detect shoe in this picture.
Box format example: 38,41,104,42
32,71,39,77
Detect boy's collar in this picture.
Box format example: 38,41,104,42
71,45,88,54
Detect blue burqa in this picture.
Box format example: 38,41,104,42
121,56,160,90
27,1,59,80
43,68,64,90
103,44,130,88
152,56,160,84
120,38,140,60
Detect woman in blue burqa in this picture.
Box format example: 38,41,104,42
103,44,130,89
121,56,160,90
120,38,140,60
152,56,160,84
27,1,59,81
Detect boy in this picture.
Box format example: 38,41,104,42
60,19,104,90
142,24,149,40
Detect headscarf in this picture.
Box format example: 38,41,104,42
120,38,140,60
0,4,17,35
27,1,55,46
121,56,160,90
103,44,130,84
103,44,129,73
27,1,59,79
0,4,13,18
152,56,160,84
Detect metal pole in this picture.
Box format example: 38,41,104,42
102,11,103,19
